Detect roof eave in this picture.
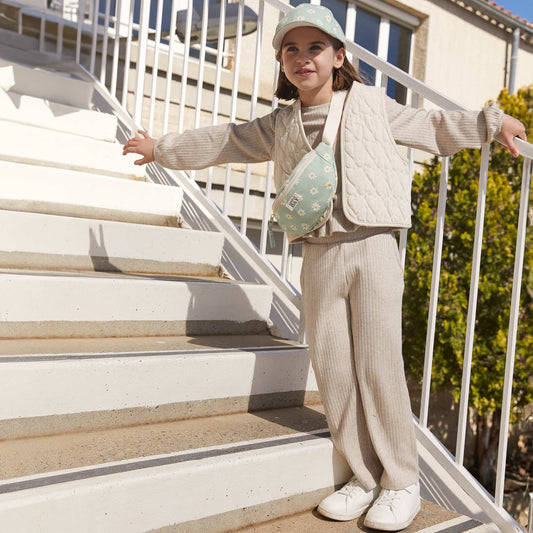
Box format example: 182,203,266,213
455,0,533,37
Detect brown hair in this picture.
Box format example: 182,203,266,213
274,37,364,101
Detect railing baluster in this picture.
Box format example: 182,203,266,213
110,0,123,96
205,0,227,198
56,21,63,56
241,0,264,237
281,233,290,279
148,0,164,134
121,0,135,109
419,156,450,428
39,16,45,52
399,93,419,269
189,0,210,182
260,160,275,255
132,0,151,130
75,0,84,64
527,492,533,533
375,18,390,88
456,143,491,465
223,0,244,217
193,0,209,131
100,0,111,84
162,0,178,135
494,156,532,507
89,0,98,74
178,0,193,134
345,3,356,63
259,52,280,256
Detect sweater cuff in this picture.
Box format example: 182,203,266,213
153,137,165,166
483,101,504,142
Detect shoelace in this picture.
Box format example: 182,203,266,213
375,488,406,508
338,479,365,498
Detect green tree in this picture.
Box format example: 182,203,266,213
403,86,533,487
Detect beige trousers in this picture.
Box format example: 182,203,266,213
301,228,419,491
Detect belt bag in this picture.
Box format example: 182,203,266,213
269,91,346,243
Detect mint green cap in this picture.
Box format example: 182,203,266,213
272,3,346,51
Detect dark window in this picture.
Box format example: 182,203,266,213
321,0,347,32
353,8,379,86
290,0,347,32
386,21,411,103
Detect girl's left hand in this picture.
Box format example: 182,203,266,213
500,115,527,157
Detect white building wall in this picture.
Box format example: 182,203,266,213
399,0,533,109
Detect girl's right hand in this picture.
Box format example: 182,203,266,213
123,130,156,166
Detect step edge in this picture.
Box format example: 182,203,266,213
0,428,332,493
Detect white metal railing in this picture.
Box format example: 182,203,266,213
4,0,532,529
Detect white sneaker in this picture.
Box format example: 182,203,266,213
317,477,381,521
363,482,421,531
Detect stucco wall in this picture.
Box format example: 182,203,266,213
396,0,533,109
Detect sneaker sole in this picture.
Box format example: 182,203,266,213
317,503,371,522
363,500,421,531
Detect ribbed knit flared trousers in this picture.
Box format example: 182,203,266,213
300,229,419,491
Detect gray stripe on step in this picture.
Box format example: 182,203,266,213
0,430,330,494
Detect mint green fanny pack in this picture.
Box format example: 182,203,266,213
269,91,346,242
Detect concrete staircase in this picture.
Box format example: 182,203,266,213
0,37,341,533
0,32,502,533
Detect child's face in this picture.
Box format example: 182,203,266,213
279,26,345,106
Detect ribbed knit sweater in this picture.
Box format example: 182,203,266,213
154,91,503,240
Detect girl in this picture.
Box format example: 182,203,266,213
123,4,527,530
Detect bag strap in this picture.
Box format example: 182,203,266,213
322,90,347,146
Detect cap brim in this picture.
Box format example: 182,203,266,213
273,22,318,50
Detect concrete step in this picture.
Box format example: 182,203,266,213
0,407,491,533
0,335,316,439
0,121,146,180
236,502,487,533
0,406,352,533
0,270,273,339
0,88,118,142
0,161,182,226
0,60,94,109
0,210,224,276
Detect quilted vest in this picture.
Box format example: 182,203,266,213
273,83,412,231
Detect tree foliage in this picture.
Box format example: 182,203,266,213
403,86,533,478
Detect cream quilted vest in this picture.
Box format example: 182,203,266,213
273,83,412,231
